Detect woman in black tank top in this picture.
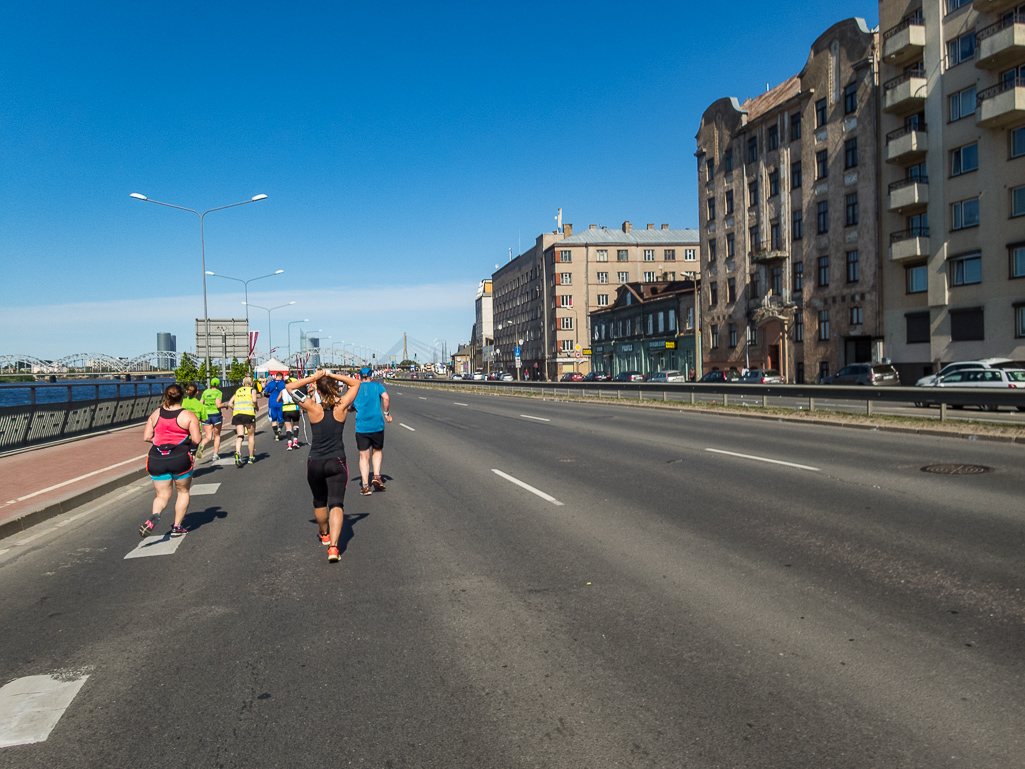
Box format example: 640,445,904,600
286,369,361,562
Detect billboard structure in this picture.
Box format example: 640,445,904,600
195,319,251,361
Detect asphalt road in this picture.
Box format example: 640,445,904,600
0,388,1022,768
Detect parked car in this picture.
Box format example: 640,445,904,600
648,370,687,383
916,368,1025,411
915,358,1018,387
820,363,901,386
583,371,612,382
613,371,645,381
471,372,485,380
560,372,584,382
698,370,740,384
739,369,784,384
500,373,514,381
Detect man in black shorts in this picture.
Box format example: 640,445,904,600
352,367,391,495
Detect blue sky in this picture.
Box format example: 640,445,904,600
0,0,878,362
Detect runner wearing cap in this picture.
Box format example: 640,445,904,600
226,376,259,467
263,371,287,441
352,367,391,495
200,377,225,460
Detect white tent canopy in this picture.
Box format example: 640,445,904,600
255,357,290,374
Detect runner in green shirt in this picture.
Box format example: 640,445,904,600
199,377,225,460
182,384,209,459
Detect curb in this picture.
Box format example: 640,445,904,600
0,467,149,542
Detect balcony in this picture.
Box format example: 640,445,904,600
977,77,1025,128
888,177,929,213
749,245,788,264
883,68,928,114
885,125,928,163
889,228,930,262
976,15,1025,70
974,0,1020,14
883,17,926,66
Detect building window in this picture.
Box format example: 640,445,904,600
1013,127,1025,158
791,161,802,189
665,271,676,281
950,252,982,285
907,264,927,293
748,136,758,163
711,324,719,348
1013,186,1025,217
727,277,736,302
617,271,629,283
850,306,863,325
597,294,609,306
559,272,572,285
795,313,804,341
816,98,828,127
818,255,830,287
817,200,829,234
560,316,574,330
791,112,802,140
1015,305,1025,337
749,179,759,207
725,189,734,214
951,198,980,230
949,86,976,121
844,82,858,114
947,32,976,67
617,249,629,261
844,138,858,169
644,271,656,282
770,222,782,250
906,312,930,344
793,209,803,240
724,149,734,172
816,149,829,179
671,310,678,331
559,295,572,307
644,249,655,261
1012,245,1025,278
768,124,779,150
845,193,859,226
709,239,717,261
839,255,857,290
772,266,783,295
818,310,830,341
946,0,971,11
950,307,985,341
796,362,805,382
751,271,761,299
749,325,758,345
646,314,654,334
819,361,830,381
750,225,761,252
728,323,738,348
559,250,572,262
560,339,573,352
710,282,719,307
727,233,735,257
596,249,608,262
597,272,609,284
769,169,780,196
706,159,714,179
683,249,695,262
951,142,978,176
665,249,677,261
658,312,665,333
793,262,804,292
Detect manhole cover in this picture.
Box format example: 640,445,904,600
921,464,992,475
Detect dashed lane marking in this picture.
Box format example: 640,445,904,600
124,532,187,559
15,455,148,502
399,424,416,432
705,448,820,472
491,469,564,506
454,402,468,406
520,415,551,422
0,671,91,748
189,483,221,496
418,397,427,400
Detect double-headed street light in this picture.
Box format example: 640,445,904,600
129,192,268,382
243,301,295,358
206,270,284,329
287,319,310,361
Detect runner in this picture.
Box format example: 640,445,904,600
181,384,208,459
200,377,225,460
226,375,259,467
353,367,392,495
279,382,303,450
263,371,287,440
138,383,202,538
286,369,360,562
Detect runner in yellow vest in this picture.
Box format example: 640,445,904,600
226,376,258,467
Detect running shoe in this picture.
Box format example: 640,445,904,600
360,484,372,496
234,452,242,468
170,524,186,538
211,454,220,461
318,531,330,545
327,546,340,562
287,440,294,451
195,445,204,461
371,475,386,491
248,456,256,465
138,514,159,538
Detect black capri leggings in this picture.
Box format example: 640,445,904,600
307,456,348,509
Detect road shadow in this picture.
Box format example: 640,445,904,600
181,505,227,532
191,466,218,480
307,513,369,556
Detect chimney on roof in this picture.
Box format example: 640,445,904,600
564,223,572,237
661,223,669,230
647,223,654,229
589,224,597,229
623,221,632,233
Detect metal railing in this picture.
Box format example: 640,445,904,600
886,124,927,143
978,76,1025,104
888,175,929,192
976,12,1024,43
890,227,930,243
883,14,924,41
884,67,926,91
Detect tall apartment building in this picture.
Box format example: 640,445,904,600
879,0,1025,383
695,19,881,383
470,279,493,373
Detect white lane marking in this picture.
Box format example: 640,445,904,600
399,423,416,432
189,483,221,496
520,415,551,422
454,402,468,406
15,455,148,502
0,549,9,556
705,448,820,472
418,397,427,400
124,533,187,559
491,469,564,506
213,456,236,465
0,672,90,747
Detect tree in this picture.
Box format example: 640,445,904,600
175,352,199,384
229,357,253,382
197,359,209,384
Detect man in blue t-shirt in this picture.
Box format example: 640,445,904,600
262,371,288,440
352,367,391,495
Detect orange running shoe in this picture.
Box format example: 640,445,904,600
327,546,340,562
318,531,330,545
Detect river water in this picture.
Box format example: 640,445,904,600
0,379,173,408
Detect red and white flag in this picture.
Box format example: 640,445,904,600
248,331,259,360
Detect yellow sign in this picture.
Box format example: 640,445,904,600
583,348,591,355
666,341,677,349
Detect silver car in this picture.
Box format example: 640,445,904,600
648,370,687,383
918,368,1025,411
914,358,1015,387
821,363,901,386
739,369,784,384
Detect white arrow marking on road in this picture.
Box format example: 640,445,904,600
705,448,820,472
189,483,221,496
492,469,564,506
124,533,187,559
400,423,416,431
0,672,90,747
520,415,551,422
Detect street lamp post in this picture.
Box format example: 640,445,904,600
205,269,284,330
287,319,310,361
243,301,295,359
684,272,703,381
130,192,268,383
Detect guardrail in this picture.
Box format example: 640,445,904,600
394,379,1025,420
0,384,241,453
